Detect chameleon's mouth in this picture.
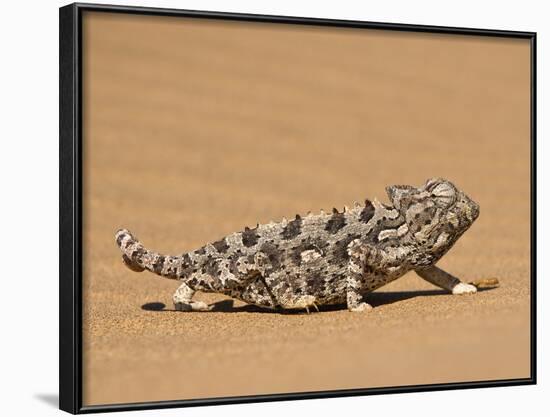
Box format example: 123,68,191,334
462,197,480,223
471,201,480,220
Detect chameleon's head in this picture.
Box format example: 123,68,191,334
386,178,479,261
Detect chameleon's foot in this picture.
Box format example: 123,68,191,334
452,282,477,295
349,302,373,312
280,294,319,313
173,282,213,312
174,301,212,312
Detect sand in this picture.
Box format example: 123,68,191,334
81,12,532,405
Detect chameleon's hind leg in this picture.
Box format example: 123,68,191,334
173,256,260,311
415,265,477,295
173,281,212,312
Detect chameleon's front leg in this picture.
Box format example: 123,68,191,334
415,265,477,295
346,240,375,312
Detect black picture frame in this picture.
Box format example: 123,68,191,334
59,3,537,414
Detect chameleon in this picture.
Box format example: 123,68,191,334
115,177,481,313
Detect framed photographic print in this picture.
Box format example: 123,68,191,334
59,3,536,414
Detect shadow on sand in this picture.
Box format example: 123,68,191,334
142,287,496,315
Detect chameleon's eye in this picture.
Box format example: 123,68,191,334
431,182,456,207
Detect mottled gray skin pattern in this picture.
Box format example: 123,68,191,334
115,178,480,313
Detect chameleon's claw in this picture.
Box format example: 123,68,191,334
304,303,319,314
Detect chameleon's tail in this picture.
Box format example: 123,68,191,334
115,229,180,279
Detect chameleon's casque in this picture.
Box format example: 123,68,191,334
116,178,480,312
